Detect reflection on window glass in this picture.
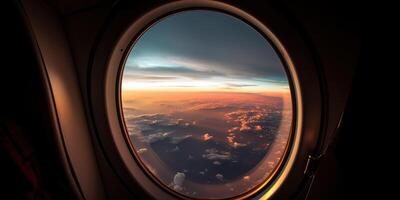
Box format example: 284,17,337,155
121,10,293,199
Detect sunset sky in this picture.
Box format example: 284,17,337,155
122,10,289,93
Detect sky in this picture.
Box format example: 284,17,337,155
122,10,290,93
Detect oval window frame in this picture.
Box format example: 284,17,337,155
118,9,299,200
100,1,305,199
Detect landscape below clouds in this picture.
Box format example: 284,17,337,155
122,91,292,198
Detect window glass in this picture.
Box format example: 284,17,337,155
121,10,293,199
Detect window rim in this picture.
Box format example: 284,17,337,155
112,3,303,200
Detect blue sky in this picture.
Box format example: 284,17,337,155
122,10,289,92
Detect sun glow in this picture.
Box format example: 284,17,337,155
121,79,290,94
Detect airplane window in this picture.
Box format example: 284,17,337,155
120,10,293,199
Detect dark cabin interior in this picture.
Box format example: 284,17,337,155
0,1,393,199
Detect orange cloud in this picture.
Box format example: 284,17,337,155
203,133,213,141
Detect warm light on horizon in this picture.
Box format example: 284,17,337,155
121,79,290,94
121,74,291,94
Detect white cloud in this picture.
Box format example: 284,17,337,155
171,172,186,191
202,148,231,160
170,146,180,152
137,148,148,154
213,161,221,165
216,173,224,181
143,132,171,143
170,134,192,144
